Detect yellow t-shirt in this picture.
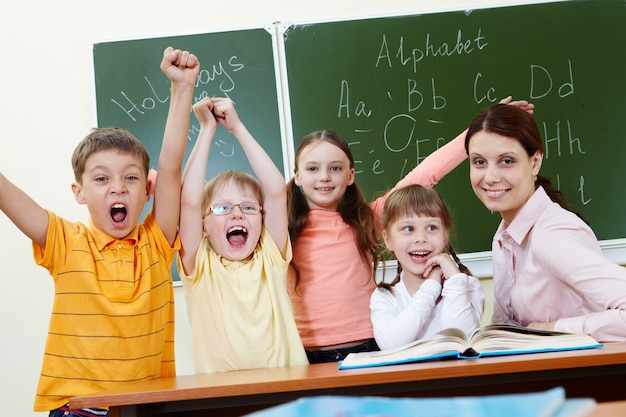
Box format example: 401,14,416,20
179,228,307,374
32,211,179,411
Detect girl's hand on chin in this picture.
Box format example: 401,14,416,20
424,253,461,282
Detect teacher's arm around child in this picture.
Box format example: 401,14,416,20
287,97,532,363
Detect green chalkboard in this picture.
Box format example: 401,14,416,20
93,27,284,210
93,28,283,281
283,0,626,253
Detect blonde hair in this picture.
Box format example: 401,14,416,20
202,170,264,214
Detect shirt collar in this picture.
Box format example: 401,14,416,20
89,218,139,250
496,186,551,246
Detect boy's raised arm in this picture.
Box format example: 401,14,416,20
153,47,200,246
211,98,288,255
0,173,49,249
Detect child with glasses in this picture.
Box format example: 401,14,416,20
177,96,307,374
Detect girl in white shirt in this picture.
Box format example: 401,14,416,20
370,184,485,350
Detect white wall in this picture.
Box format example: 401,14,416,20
0,0,567,415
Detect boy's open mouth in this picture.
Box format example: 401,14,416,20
111,204,128,224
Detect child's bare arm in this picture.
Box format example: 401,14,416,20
212,98,288,255
372,96,536,215
153,47,200,246
179,97,218,275
0,173,49,248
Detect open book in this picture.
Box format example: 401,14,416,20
338,324,602,370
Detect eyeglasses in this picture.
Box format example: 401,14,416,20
205,202,262,216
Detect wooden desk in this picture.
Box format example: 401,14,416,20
590,401,626,417
70,342,626,417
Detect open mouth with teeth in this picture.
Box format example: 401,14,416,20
111,204,128,225
484,188,509,198
409,250,430,262
227,226,248,247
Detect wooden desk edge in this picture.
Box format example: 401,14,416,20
70,342,626,409
590,401,626,417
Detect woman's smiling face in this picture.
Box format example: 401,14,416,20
468,131,543,224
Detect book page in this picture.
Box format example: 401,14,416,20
470,324,601,354
339,332,467,368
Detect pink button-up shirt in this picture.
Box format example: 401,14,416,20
491,187,626,342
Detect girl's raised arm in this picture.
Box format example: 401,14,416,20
179,97,218,275
212,98,288,255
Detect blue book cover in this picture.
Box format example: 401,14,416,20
243,387,595,417
338,324,602,370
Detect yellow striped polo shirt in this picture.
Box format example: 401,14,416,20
32,210,179,411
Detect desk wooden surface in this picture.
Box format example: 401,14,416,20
590,401,626,417
70,342,626,416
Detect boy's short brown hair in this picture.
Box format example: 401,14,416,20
71,127,150,183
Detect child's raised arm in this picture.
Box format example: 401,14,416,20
212,98,288,255
179,97,218,275
371,97,535,215
0,173,49,249
153,47,199,246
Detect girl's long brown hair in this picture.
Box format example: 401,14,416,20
287,130,382,288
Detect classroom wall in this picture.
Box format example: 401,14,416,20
0,0,549,415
